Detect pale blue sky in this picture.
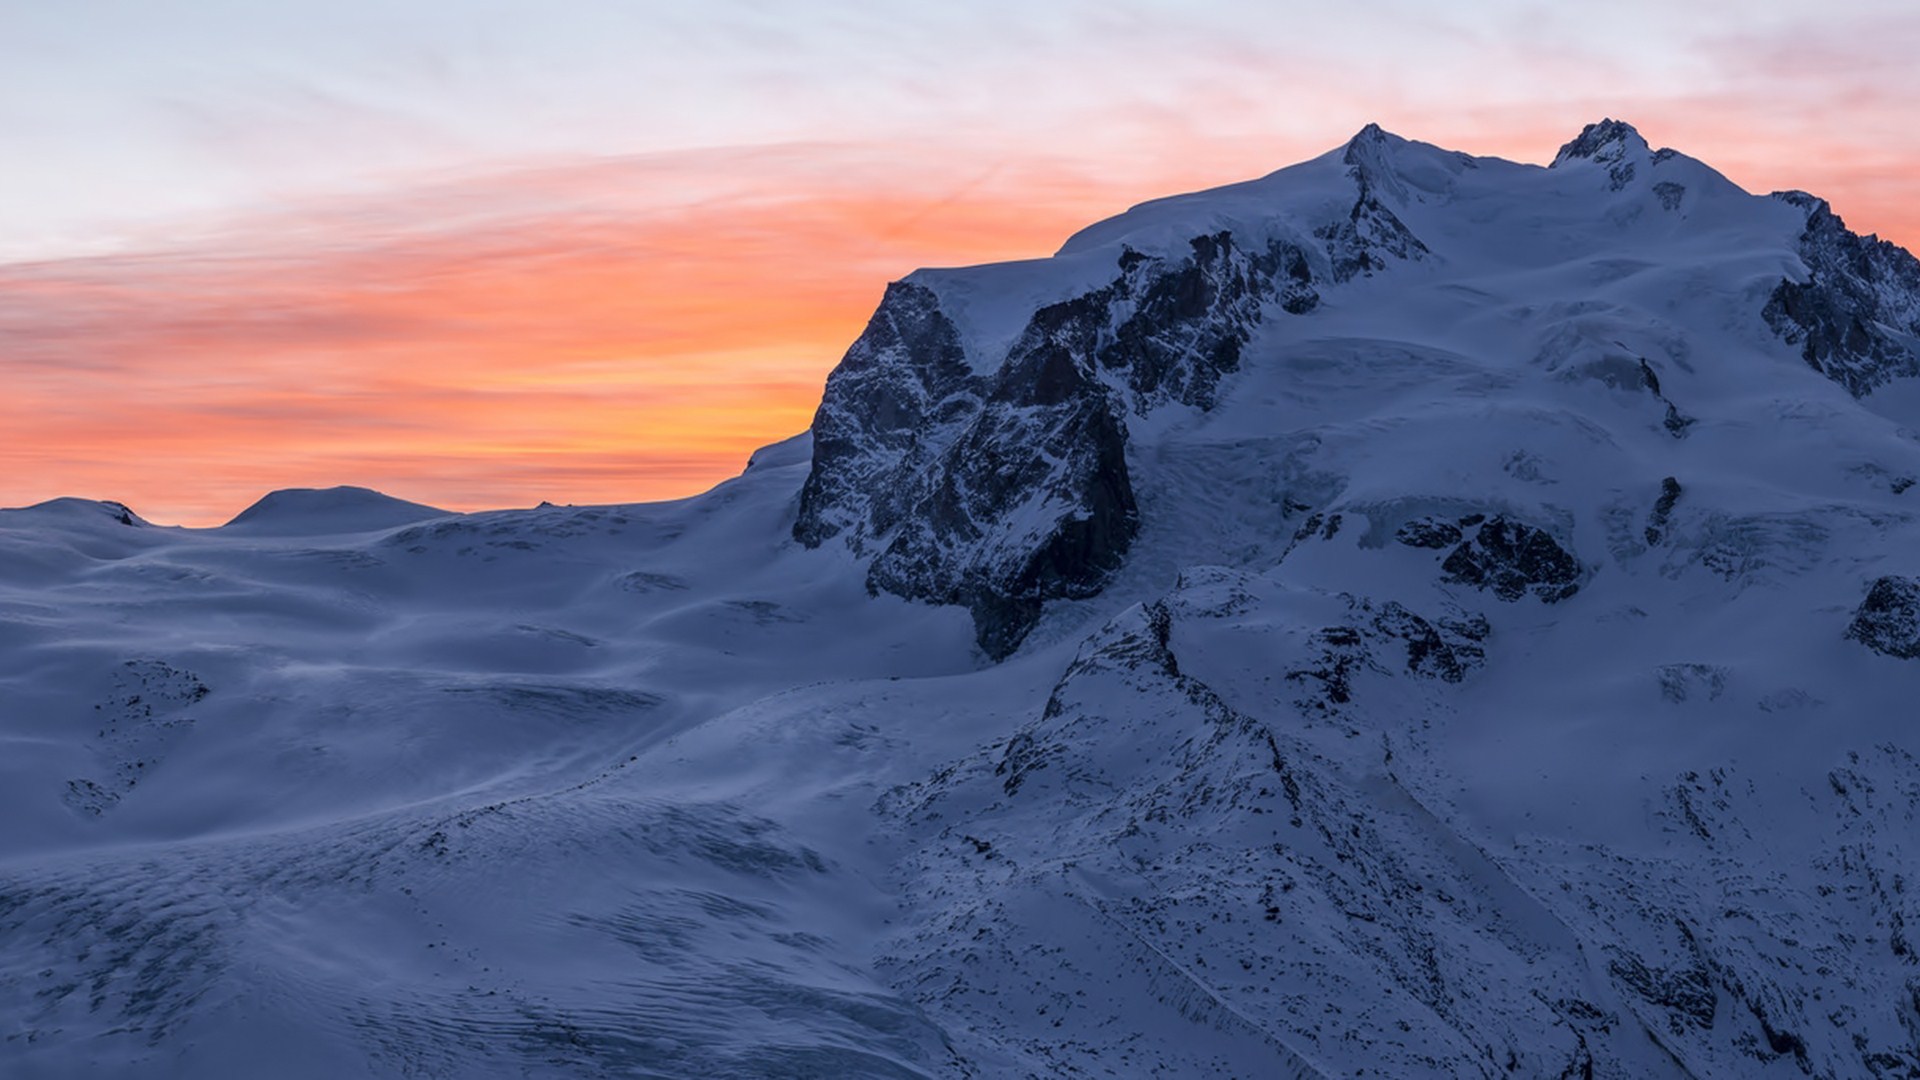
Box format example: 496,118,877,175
2,1,1915,258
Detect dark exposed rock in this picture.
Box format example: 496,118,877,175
1396,517,1463,550
1317,187,1429,284
863,358,1137,660
793,282,979,549
1373,602,1489,684
1551,119,1651,191
1637,358,1695,438
1304,125,1435,284
1287,624,1366,712
1099,232,1320,411
1846,576,1920,659
1287,598,1489,715
1763,193,1920,397
1645,476,1683,546
796,227,1345,658
1654,181,1686,211
1608,949,1717,1035
1438,516,1583,603
1637,359,1663,396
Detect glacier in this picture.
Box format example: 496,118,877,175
4,120,1920,1077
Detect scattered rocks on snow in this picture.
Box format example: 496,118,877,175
1657,663,1727,703
62,660,210,818
1286,597,1490,716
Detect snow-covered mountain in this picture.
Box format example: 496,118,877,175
5,120,1920,1078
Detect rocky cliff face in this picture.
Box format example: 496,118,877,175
1764,192,1920,397
794,131,1429,657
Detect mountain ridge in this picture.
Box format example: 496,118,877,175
3,120,1920,1078
795,118,1920,658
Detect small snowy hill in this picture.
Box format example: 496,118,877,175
220,485,452,536
4,120,1920,1078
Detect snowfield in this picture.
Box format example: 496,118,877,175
5,121,1920,1077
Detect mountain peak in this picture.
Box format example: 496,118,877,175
1343,122,1398,154
1341,122,1421,201
1551,118,1650,168
1550,119,1656,190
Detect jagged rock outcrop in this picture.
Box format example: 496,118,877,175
793,150,1428,656
1398,514,1584,603
1846,576,1920,658
1551,118,1652,190
1645,477,1683,545
1438,516,1582,602
1764,192,1920,396
1285,597,1489,716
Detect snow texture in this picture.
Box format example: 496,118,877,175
6,120,1920,1078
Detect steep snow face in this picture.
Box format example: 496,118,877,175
796,118,1919,657
7,120,1920,1079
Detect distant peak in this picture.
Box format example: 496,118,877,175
1551,119,1650,168
1550,119,1656,190
1340,123,1416,201
9,497,147,527
221,485,450,536
1342,122,1403,163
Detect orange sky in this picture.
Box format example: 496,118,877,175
2,127,1916,526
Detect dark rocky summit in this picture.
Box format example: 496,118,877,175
1551,118,1652,191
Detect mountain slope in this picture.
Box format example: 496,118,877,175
4,120,1920,1078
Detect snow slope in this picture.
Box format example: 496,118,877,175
5,121,1920,1077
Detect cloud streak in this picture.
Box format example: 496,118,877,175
4,114,1916,526
2,4,1914,523
0,143,1165,524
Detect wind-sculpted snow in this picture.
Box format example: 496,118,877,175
12,120,1920,1078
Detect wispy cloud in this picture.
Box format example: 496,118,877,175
0,143,1164,524
3,3,1914,523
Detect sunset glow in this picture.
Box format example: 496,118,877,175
3,2,1916,524
0,148,1138,524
